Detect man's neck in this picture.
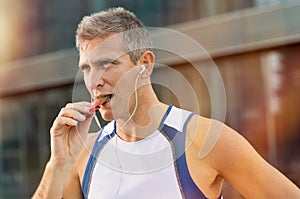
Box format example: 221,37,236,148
116,99,169,142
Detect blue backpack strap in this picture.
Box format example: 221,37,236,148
81,121,116,199
160,106,209,199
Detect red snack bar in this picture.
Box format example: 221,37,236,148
89,101,101,113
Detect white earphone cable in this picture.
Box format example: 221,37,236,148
91,68,142,198
122,72,141,126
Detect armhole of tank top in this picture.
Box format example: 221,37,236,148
185,115,224,199
181,112,210,199
160,109,210,199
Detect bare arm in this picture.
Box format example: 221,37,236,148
33,163,73,199
210,122,300,198
32,102,94,199
62,133,98,199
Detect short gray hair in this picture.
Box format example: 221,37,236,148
76,7,152,64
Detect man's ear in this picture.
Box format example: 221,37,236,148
138,50,155,79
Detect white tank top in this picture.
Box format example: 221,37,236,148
82,105,222,199
88,121,183,199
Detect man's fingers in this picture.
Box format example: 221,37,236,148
65,102,92,114
59,108,87,122
56,117,78,126
50,117,78,137
51,101,94,138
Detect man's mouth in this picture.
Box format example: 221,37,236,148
90,94,114,113
100,93,114,105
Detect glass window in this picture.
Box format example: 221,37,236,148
0,85,73,198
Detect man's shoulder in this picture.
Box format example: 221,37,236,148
186,114,227,158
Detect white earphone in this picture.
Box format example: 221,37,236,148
138,64,146,75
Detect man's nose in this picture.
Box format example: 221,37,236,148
87,68,105,89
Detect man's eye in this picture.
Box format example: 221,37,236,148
80,65,90,71
101,60,118,68
111,60,118,65
102,61,112,68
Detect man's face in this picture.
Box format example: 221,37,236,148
79,33,139,121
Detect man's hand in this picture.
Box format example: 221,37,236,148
32,101,94,199
49,101,94,167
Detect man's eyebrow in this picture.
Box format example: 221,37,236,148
78,54,124,69
78,58,114,68
92,57,120,66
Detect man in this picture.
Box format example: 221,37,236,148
32,7,299,199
